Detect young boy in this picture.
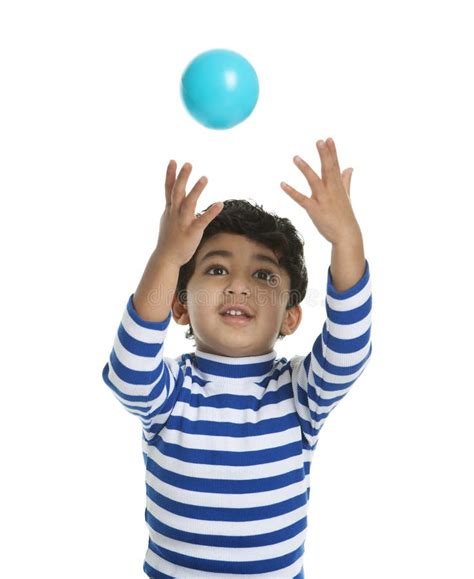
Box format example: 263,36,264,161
102,137,372,578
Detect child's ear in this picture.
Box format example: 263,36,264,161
171,292,190,325
280,304,302,336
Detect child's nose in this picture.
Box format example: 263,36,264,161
224,278,251,295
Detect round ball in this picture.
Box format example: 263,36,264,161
180,48,259,130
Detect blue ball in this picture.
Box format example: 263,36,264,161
180,48,259,130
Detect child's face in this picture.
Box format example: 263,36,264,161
172,232,302,357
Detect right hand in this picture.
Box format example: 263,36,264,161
155,160,224,266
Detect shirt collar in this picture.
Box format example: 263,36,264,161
192,348,277,379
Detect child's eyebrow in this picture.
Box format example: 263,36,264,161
199,249,280,269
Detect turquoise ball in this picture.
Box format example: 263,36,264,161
180,48,260,130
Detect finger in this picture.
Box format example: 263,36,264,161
293,155,323,195
172,162,193,205
317,139,341,184
183,175,209,213
280,181,310,208
165,160,177,206
325,138,342,176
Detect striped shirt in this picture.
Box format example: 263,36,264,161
102,259,372,578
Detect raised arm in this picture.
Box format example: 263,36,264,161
291,254,372,448
102,158,224,437
280,136,373,447
101,280,179,439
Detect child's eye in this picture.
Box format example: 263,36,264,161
205,264,277,282
206,265,228,275
255,270,277,282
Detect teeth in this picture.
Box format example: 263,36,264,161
226,310,244,316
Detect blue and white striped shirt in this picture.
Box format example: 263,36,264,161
102,259,372,578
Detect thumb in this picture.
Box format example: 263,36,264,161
342,168,353,197
195,201,224,227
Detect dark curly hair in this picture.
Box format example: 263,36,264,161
176,199,308,343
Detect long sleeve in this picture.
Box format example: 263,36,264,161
290,259,372,449
101,293,184,439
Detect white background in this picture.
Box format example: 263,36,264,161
1,0,473,577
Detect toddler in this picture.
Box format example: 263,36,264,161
102,137,372,578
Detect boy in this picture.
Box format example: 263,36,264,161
102,137,372,578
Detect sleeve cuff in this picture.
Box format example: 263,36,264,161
126,293,173,330
327,259,370,299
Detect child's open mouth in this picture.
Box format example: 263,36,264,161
219,312,255,326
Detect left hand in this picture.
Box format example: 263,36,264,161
281,137,361,245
